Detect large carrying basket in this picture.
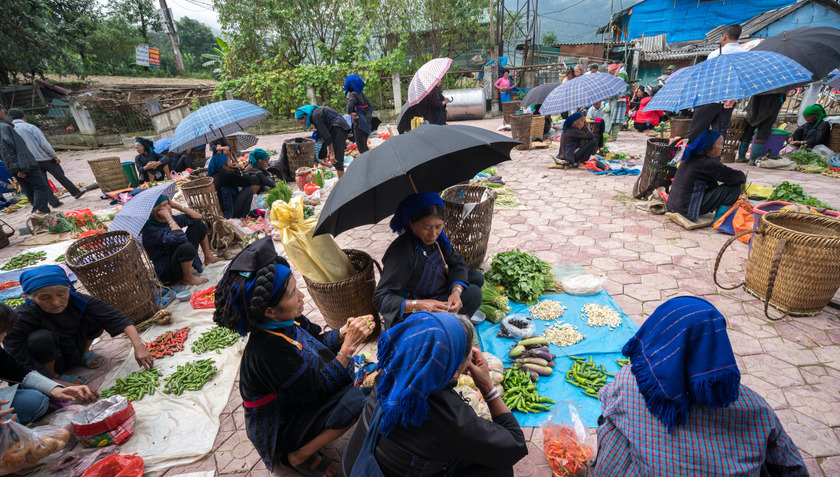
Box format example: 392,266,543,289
88,157,129,193
530,115,546,140
180,177,222,217
827,124,840,154
302,249,382,336
65,231,160,324
502,101,521,125
441,184,496,270
721,114,746,163
285,139,317,174
714,211,840,319
632,138,679,199
669,118,691,138
510,113,533,150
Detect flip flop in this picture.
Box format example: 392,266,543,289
81,351,107,369
291,452,337,477
58,374,89,385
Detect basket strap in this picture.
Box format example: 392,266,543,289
0,219,14,238
372,258,383,274
763,238,789,322
713,229,759,290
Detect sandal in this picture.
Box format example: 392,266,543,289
291,452,337,477
58,374,89,385
81,351,107,369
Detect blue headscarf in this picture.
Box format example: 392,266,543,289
682,130,723,160
344,75,366,96
622,296,740,432
295,105,318,129
229,263,293,335
389,192,451,250
21,265,88,314
249,148,269,167
376,312,469,435
207,153,228,176
563,112,584,132
154,195,169,207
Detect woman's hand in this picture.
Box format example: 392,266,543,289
0,401,16,422
134,345,154,370
50,385,98,403
466,348,493,394
412,299,450,313
445,293,463,313
340,315,374,353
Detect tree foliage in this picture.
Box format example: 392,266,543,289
108,0,162,43
541,31,558,46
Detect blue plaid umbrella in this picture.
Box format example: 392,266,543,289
540,73,628,116
108,182,176,238
644,51,812,112
170,100,269,153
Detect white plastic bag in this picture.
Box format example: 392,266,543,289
541,401,596,477
560,274,606,296
498,314,535,339
812,144,835,160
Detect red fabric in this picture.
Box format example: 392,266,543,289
633,97,662,127
243,393,278,408
82,454,144,477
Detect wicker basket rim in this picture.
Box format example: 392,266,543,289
65,230,134,267
180,177,215,189
88,156,122,163
761,211,840,243
304,249,373,288
441,185,497,205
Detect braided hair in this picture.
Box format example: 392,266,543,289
213,255,294,335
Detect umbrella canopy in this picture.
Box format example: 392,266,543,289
540,73,628,115
521,82,561,108
644,51,813,112
170,100,269,153
313,124,519,237
108,182,176,238
828,75,840,90
408,58,453,106
229,131,259,150
396,102,422,134
153,137,172,153
752,26,840,94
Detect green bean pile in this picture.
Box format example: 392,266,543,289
191,327,240,354
2,252,46,271
162,359,218,396
565,356,613,399
101,368,162,401
501,367,554,413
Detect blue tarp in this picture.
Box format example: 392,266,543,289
476,291,640,428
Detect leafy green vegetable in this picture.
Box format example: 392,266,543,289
481,167,498,176
789,148,829,167
768,181,835,211
266,182,293,209
612,152,630,162
486,250,554,305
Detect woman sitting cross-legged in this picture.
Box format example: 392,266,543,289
554,112,597,168
213,237,375,476
342,311,528,476
207,152,256,219
243,149,276,194
141,195,222,286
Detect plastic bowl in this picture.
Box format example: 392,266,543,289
470,310,486,325
176,291,192,302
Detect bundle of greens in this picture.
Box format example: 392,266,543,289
768,181,835,211
789,148,829,168
478,283,511,324
266,182,293,209
486,250,555,305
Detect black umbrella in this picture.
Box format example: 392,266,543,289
521,82,561,108
396,102,422,134
313,124,519,237
753,26,840,92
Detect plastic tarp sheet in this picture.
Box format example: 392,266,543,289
476,291,640,428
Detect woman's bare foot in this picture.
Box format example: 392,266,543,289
204,254,223,265
287,451,337,477
181,274,209,286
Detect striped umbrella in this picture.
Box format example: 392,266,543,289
408,58,453,106
229,132,259,150
170,100,269,153
108,182,176,238
540,73,628,116
643,51,812,112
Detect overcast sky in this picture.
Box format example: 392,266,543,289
97,0,222,33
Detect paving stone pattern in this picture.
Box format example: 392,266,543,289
4,120,839,476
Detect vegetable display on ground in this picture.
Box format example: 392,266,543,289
266,182,293,208
501,367,554,413
162,359,218,395
565,355,612,399
544,424,594,476
508,335,556,381
100,368,162,401
486,250,555,305
2,252,46,271
479,282,511,324
145,326,190,359
191,326,240,354
581,303,622,329
544,323,585,347
529,300,567,321
768,181,835,210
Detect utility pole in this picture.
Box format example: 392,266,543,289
159,0,186,75
490,0,499,115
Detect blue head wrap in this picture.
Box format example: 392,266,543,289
249,148,269,167
389,192,451,250
682,130,723,160
622,296,740,432
21,265,88,314
229,263,293,334
344,75,366,96
154,195,169,208
207,153,228,176
295,105,319,129
376,312,469,435
563,112,584,132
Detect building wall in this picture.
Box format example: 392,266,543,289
754,3,840,37
554,44,607,59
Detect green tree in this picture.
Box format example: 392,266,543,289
175,17,216,59
109,0,162,43
541,31,558,45
86,16,142,75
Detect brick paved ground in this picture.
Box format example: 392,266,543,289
4,119,839,476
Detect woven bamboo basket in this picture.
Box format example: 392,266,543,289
441,184,497,270
225,135,239,156
180,177,222,217
530,115,545,140
669,118,691,138
0,220,13,250
285,139,316,173
88,157,129,193
632,138,679,199
827,125,840,154
721,114,746,163
714,211,840,319
188,148,207,169
502,101,521,124
302,249,382,336
511,113,533,150
65,231,160,324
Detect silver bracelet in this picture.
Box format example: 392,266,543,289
484,388,501,403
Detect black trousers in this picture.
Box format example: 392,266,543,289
699,183,741,216
330,128,350,172
741,116,776,144
633,121,655,132
353,124,369,153
687,103,734,142
27,327,102,373
561,138,598,167
459,270,486,318
39,159,80,196
171,154,192,173
591,120,606,149
231,187,254,219
18,168,59,214
159,221,207,284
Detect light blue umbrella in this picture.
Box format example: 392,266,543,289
108,182,176,238
170,100,269,153
153,137,172,153
644,51,813,112
540,73,628,115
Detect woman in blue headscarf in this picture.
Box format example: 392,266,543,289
295,104,352,178
3,266,152,386
244,148,275,193
207,152,256,219
345,75,374,154
373,193,484,330
213,237,374,475
593,296,806,476
555,112,597,167
666,130,745,222
342,312,527,476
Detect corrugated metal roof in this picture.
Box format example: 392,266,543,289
640,34,668,52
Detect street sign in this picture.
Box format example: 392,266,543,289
149,48,161,67
136,44,150,67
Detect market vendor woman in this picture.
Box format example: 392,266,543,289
295,105,351,178
213,237,374,476
373,192,484,330
141,195,222,286
134,137,171,183
789,104,830,149
207,152,256,219
3,266,153,386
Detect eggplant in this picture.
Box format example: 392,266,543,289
516,336,549,347
516,357,549,367
519,363,554,376
523,349,554,362
509,345,526,358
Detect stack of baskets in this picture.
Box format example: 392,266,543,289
441,184,497,270
510,113,533,150
285,139,317,174
180,177,222,217
502,101,521,125
720,114,746,163
669,118,691,138
88,157,129,193
632,138,679,199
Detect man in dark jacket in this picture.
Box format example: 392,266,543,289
0,106,60,215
